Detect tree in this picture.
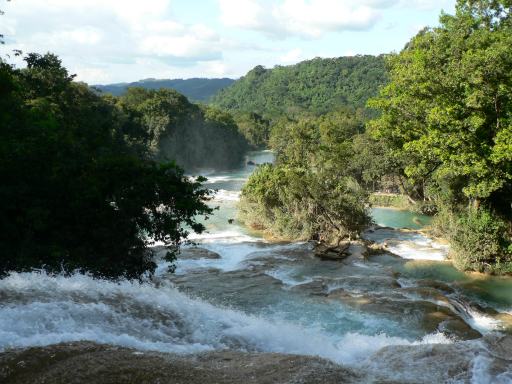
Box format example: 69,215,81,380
0,54,213,279
369,0,512,208
232,111,271,148
369,0,512,272
239,110,371,244
212,56,388,119
117,88,249,171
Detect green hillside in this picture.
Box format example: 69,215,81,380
211,55,388,118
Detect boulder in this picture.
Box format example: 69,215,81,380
363,334,512,383
438,318,482,340
179,247,221,260
415,279,455,294
315,242,351,261
291,279,329,296
328,290,481,340
365,243,387,255
400,287,452,306
327,276,401,293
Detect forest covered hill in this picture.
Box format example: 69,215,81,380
211,55,388,118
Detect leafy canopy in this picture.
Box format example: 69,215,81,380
117,87,249,171
239,110,371,244
369,0,512,273
0,53,213,279
369,0,512,203
212,56,388,119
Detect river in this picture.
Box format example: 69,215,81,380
1,150,511,383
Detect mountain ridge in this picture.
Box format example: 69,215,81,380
94,77,235,102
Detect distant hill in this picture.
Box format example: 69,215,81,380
94,78,235,102
211,55,388,117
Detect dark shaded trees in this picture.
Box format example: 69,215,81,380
117,88,249,171
0,54,213,279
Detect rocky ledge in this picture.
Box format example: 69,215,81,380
1,336,512,383
314,241,369,261
0,342,359,384
153,246,221,260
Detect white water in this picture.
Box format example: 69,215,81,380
365,227,449,261
1,150,511,383
0,270,455,366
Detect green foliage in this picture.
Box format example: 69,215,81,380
270,109,363,167
430,201,458,240
450,209,512,273
116,87,249,171
232,111,271,148
239,110,372,244
212,56,388,119
239,164,370,243
0,54,213,279
369,0,512,272
369,0,512,204
369,194,410,209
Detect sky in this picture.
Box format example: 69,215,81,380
0,0,456,84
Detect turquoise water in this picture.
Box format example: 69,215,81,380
371,207,432,230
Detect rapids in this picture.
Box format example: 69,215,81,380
1,150,512,383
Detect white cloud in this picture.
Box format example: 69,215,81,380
403,0,453,11
279,48,304,64
139,29,222,60
0,0,456,83
74,67,111,83
274,0,380,37
217,0,453,38
201,60,231,77
0,0,227,83
219,0,384,37
218,0,269,29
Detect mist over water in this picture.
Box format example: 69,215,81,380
1,150,511,383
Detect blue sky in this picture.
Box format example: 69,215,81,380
0,0,456,84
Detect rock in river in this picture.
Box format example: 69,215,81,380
314,242,351,261
0,342,361,384
152,246,221,260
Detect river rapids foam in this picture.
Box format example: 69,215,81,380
0,270,451,362
1,270,510,382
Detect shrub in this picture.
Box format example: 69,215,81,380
450,209,512,273
238,164,371,243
